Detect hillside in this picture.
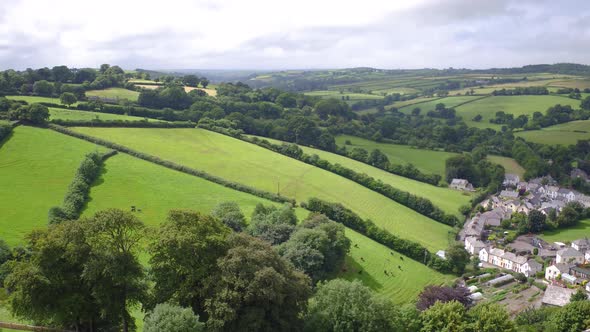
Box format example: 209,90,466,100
515,120,590,145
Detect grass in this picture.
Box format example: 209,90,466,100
86,88,140,101
253,136,471,217
135,84,217,97
304,90,383,100
515,120,590,145
540,219,590,243
390,97,440,109
336,135,457,176
5,95,77,106
456,95,582,129
398,96,483,114
71,127,453,251
487,155,525,177
48,107,163,122
0,126,104,246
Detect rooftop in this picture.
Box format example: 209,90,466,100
542,285,576,307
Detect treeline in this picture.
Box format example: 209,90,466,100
0,123,12,142
349,93,418,111
51,119,195,128
302,198,456,273
492,87,549,95
48,150,116,223
48,124,295,205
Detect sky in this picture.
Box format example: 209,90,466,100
0,0,589,70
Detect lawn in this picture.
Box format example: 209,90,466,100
5,95,76,106
515,120,590,145
456,95,582,129
336,135,457,177
72,127,453,251
253,136,471,217
0,126,104,245
304,90,383,100
86,88,140,101
398,96,483,114
487,155,526,177
540,219,590,243
48,107,163,122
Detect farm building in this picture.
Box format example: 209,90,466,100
542,285,576,307
450,178,474,191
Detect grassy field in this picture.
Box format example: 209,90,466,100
336,135,457,176
515,120,590,145
540,219,590,243
390,97,440,109
86,88,140,101
0,126,104,245
48,107,163,122
72,127,453,251
487,155,526,177
398,96,483,114
5,95,76,106
135,84,217,96
253,136,471,217
456,95,581,129
304,90,383,100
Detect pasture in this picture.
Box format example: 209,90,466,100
515,120,590,145
48,107,163,122
487,155,526,177
0,126,104,246
304,90,383,100
5,95,76,106
335,135,456,176
86,88,140,101
398,96,483,114
456,95,581,129
72,127,454,251
135,84,217,96
254,136,471,217
540,219,590,243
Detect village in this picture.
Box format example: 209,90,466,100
452,170,590,310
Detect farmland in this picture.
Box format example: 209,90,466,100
455,95,581,129
398,95,483,114
515,120,590,145
86,87,140,101
5,95,74,105
0,126,104,246
304,90,383,100
253,135,471,217
48,107,163,122
540,219,590,243
134,82,218,96
71,127,454,251
487,155,526,177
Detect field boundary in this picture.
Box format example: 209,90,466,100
47,124,295,205
0,322,73,332
453,95,490,108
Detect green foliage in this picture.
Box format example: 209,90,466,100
445,244,470,275
570,288,589,302
248,204,297,245
8,104,49,124
420,301,467,332
467,302,515,332
0,239,10,265
59,92,77,107
304,279,401,332
211,201,247,232
144,303,204,332
548,300,590,332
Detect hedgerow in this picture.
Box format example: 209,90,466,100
50,119,195,128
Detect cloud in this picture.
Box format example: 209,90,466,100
0,0,588,70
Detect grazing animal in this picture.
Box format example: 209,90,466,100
360,257,365,262
398,265,402,270
400,256,404,261
358,270,363,274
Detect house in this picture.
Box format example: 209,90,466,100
556,247,584,264
479,247,490,263
571,168,589,182
504,174,520,186
561,273,578,284
488,248,505,266
557,188,577,202
572,238,590,253
527,183,540,193
501,252,527,272
586,252,590,264
545,263,572,280
479,209,508,227
542,285,576,307
465,237,486,255
517,202,534,215
463,216,484,239
520,259,543,277
500,190,519,199
546,186,560,199
569,265,590,280
450,178,474,191
505,200,520,212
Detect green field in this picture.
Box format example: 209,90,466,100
398,96,483,114
540,219,590,243
5,95,77,106
48,107,162,122
515,120,590,145
336,135,457,176
253,136,471,217
0,126,104,245
86,88,140,101
456,95,581,129
487,155,526,177
304,90,383,100
72,127,453,251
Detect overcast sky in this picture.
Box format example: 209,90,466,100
0,0,589,70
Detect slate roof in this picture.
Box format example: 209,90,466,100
542,285,576,307
557,247,583,258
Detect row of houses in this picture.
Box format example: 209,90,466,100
464,237,542,277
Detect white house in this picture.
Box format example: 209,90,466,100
504,174,520,186
520,259,543,277
545,263,572,280
556,247,584,264
450,179,474,191
572,238,590,253
500,190,519,199
465,237,486,255
585,252,590,264
479,247,489,263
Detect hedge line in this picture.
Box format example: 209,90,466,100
48,150,117,223
51,119,195,128
0,124,12,142
48,124,295,205
302,198,451,273
202,125,458,227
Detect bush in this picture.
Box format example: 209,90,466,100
144,303,204,332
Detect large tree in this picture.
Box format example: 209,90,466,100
420,300,468,332
205,233,311,331
248,204,298,245
144,303,204,332
8,104,49,124
211,201,247,232
445,244,470,275
60,92,77,107
468,303,514,332
417,285,472,311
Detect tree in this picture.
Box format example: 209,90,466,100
51,65,72,83
205,233,311,331
8,104,49,124
248,204,298,245
571,288,588,302
581,96,590,110
467,302,514,332
527,210,547,233
446,244,470,275
420,300,467,332
182,75,200,87
211,201,247,232
144,303,204,332
200,78,210,88
548,300,590,332
276,92,297,108
367,149,389,168
304,279,400,332
32,80,54,96
149,210,231,317
82,209,147,332
59,92,77,107
417,286,472,311
472,114,483,122
557,205,580,228
0,239,10,265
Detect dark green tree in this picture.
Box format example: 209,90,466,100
211,201,247,232
144,303,204,332
59,92,77,107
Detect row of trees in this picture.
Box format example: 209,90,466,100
492,86,549,95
